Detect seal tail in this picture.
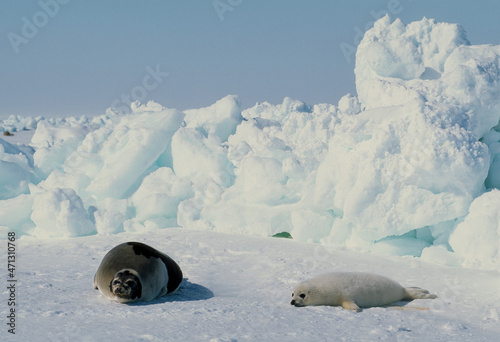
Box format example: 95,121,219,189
403,287,437,300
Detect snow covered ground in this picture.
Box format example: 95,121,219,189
0,130,35,146
2,16,500,340
3,229,499,341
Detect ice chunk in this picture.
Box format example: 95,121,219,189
243,97,311,123
356,16,500,138
482,127,500,189
355,16,471,110
194,154,303,237
31,187,95,238
199,201,294,237
171,127,234,187
449,190,500,271
306,16,500,252
290,209,333,243
32,120,89,178
229,156,288,204
0,138,36,200
130,100,165,113
92,198,128,235
420,245,462,267
338,94,361,115
85,108,185,201
370,236,431,257
184,95,243,142
0,194,35,236
131,167,193,224
315,101,488,246
31,120,88,149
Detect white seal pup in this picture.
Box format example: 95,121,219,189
291,272,437,312
94,242,183,303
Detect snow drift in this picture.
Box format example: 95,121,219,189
1,17,500,272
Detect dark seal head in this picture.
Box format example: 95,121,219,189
109,269,142,301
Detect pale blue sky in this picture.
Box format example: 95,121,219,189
1,0,500,117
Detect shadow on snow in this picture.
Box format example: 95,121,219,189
129,279,214,306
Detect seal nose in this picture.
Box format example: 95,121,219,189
291,300,296,305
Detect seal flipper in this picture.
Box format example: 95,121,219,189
403,287,437,300
341,300,360,312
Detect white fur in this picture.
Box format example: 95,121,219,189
291,272,437,312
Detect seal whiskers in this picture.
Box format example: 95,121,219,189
291,272,437,312
94,242,183,303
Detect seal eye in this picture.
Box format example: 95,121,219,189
112,280,121,286
299,293,306,299
291,293,294,297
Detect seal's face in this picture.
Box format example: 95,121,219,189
290,290,309,307
110,270,142,301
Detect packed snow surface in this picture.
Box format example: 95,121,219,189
4,229,500,341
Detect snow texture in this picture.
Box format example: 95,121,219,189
1,17,500,274
2,229,499,341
